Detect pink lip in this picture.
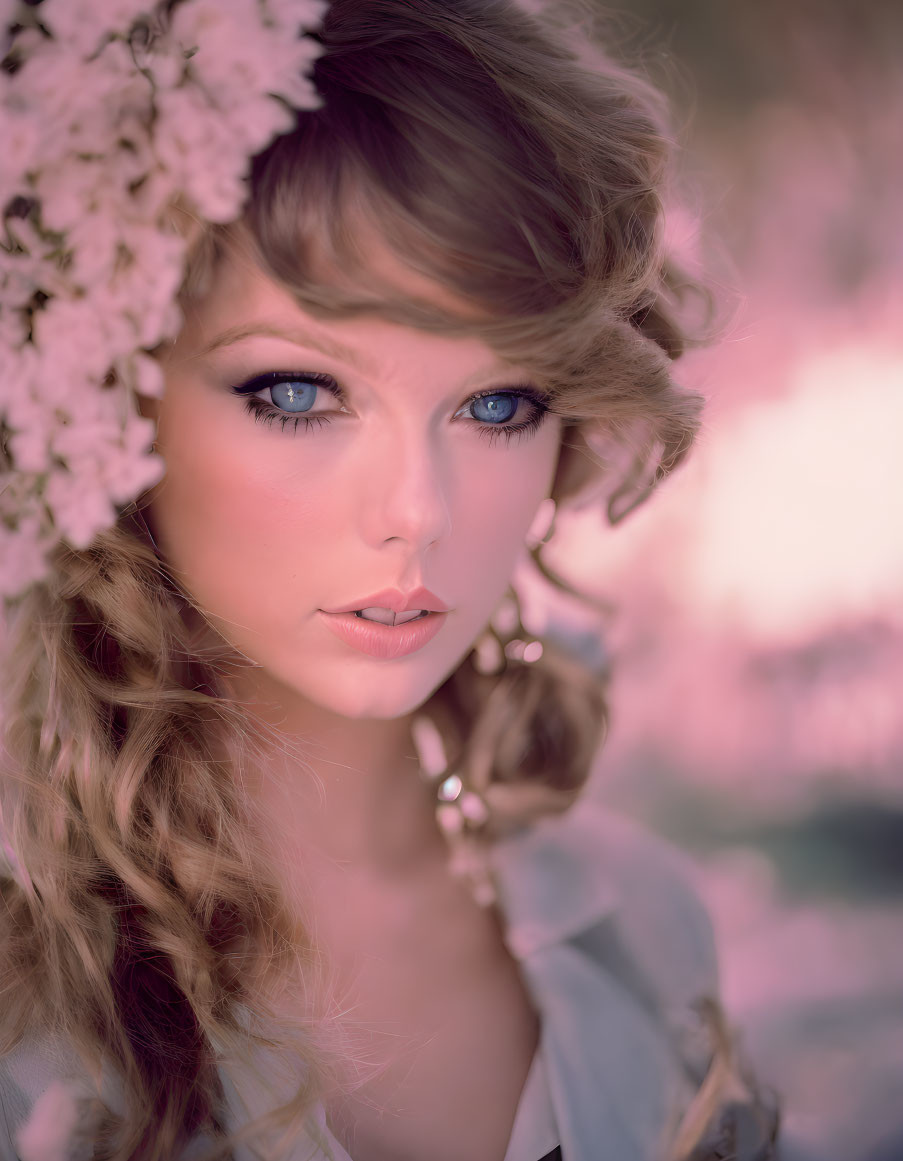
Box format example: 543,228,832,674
322,586,450,615
317,610,448,659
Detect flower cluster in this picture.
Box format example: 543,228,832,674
0,0,326,601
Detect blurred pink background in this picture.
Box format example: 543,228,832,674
521,4,902,1158
4,3,899,1157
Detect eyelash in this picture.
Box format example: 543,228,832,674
229,371,551,447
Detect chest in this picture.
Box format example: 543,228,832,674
315,875,541,1161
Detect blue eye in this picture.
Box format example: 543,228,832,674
270,379,319,412
460,389,551,445
230,370,342,432
229,371,551,446
470,394,518,424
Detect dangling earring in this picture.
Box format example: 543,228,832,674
411,713,496,907
510,498,555,662
470,623,506,676
496,585,544,665
470,506,553,678
469,601,545,674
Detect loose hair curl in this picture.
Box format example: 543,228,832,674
0,1,778,1158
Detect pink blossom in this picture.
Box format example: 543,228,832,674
106,225,187,348
31,299,115,382
8,422,52,475
1,349,46,429
114,350,168,402
152,87,258,220
101,415,166,504
45,466,118,549
35,160,112,237
0,218,75,305
15,42,124,155
38,0,150,62
0,103,39,208
0,304,29,359
1,0,326,599
265,0,330,32
63,207,121,289
171,0,268,107
0,512,52,601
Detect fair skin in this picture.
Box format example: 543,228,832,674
140,228,563,1159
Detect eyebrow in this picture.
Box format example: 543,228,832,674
199,323,373,373
198,321,523,391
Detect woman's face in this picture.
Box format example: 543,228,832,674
142,238,562,722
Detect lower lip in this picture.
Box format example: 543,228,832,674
317,610,448,659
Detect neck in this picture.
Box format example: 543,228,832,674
223,665,449,892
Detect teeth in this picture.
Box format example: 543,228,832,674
355,607,428,625
393,609,428,625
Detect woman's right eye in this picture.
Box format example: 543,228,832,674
229,371,346,433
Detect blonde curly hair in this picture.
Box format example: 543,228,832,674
0,1,778,1158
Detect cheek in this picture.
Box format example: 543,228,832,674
452,428,561,575
148,389,341,625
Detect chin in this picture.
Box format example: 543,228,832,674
251,653,449,723
316,671,449,722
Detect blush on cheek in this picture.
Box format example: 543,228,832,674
457,454,549,562
155,415,345,635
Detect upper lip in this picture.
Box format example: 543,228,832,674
323,586,450,614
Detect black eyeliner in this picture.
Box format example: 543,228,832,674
229,370,551,445
229,369,340,397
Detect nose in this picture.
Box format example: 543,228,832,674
359,428,453,551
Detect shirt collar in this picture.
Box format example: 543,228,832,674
487,796,620,959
